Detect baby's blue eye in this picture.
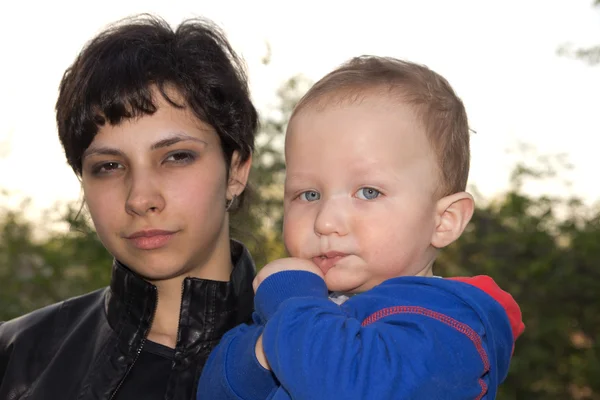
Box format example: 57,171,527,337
299,191,321,202
356,187,380,200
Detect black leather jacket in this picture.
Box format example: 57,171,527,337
0,240,255,400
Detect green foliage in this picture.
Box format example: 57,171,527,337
558,43,600,66
1,79,599,398
230,75,311,267
556,0,600,66
0,200,112,320
0,76,307,319
436,156,600,399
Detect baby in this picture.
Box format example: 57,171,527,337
199,55,525,400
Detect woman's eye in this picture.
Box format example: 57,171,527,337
356,187,381,200
92,162,123,175
299,190,321,202
165,151,196,164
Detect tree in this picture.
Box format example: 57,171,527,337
2,80,599,399
437,152,600,399
0,199,112,321
557,1,600,66
0,76,308,320
230,75,311,267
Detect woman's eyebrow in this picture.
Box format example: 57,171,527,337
83,132,209,160
82,147,124,160
150,132,208,150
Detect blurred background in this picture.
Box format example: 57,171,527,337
1,0,599,398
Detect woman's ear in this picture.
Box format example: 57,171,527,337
431,191,474,249
227,151,252,199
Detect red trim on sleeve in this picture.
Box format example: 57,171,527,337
362,306,490,400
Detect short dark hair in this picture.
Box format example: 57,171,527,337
56,14,258,189
292,56,470,197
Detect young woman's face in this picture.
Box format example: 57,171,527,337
81,90,250,282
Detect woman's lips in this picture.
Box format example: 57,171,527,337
126,229,178,250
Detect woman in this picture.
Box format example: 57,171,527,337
0,14,258,400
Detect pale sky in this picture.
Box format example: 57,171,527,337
1,0,599,215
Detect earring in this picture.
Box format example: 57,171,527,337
225,194,238,212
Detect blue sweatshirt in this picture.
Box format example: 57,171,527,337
198,271,524,400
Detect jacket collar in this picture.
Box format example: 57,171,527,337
105,240,255,360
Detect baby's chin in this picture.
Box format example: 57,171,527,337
324,269,374,294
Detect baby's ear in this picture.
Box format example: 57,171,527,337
431,192,474,249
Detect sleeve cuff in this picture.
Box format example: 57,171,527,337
227,326,278,399
254,270,328,321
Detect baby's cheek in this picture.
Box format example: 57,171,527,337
282,225,305,258
286,243,304,259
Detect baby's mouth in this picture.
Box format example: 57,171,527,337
312,252,348,273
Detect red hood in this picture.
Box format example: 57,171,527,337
448,275,525,341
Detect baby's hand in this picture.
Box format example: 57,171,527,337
253,257,324,293
255,334,270,370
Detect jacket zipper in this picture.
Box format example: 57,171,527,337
171,280,185,369
109,286,158,400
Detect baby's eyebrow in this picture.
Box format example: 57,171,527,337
284,171,315,182
284,175,314,190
